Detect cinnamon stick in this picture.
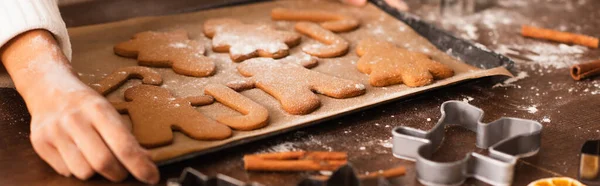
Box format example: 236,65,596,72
304,151,348,160
571,60,600,80
244,157,346,171
521,25,599,48
243,151,348,171
248,151,307,160
359,166,406,180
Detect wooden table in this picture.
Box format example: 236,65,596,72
2,0,599,185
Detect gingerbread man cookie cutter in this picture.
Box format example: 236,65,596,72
392,101,542,186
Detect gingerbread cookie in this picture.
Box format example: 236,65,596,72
112,85,232,147
203,18,301,62
230,58,366,115
356,38,454,87
227,53,317,90
114,30,215,77
295,22,349,58
271,8,359,32
91,66,162,95
204,84,269,131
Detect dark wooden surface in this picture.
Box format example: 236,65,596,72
2,0,600,185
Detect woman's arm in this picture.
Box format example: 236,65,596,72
0,30,159,184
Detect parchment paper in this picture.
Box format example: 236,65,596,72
68,0,512,163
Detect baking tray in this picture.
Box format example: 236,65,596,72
66,0,514,166
188,0,515,70
156,0,513,166
372,0,514,70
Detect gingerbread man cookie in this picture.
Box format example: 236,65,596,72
295,22,349,58
230,58,366,115
204,84,269,131
356,38,454,87
112,85,232,147
271,8,359,32
114,30,215,77
91,66,162,95
203,18,301,62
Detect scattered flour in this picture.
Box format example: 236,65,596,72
541,116,551,123
473,43,491,52
463,24,479,40
497,0,528,7
461,96,474,103
494,43,588,69
262,142,297,153
493,71,529,88
371,25,385,35
25,35,87,93
355,84,366,90
493,45,519,56
307,135,333,151
417,1,590,72
379,139,393,148
526,105,538,114
421,8,523,41
446,48,453,55
504,71,529,84
169,42,188,48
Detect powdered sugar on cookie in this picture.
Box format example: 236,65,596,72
356,38,454,87
112,85,231,147
295,22,349,58
204,18,301,62
114,30,216,77
233,58,366,115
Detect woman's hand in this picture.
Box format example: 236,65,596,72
1,30,159,184
27,87,159,184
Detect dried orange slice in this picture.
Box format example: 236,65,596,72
528,177,585,186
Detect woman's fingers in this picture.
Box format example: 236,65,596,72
30,128,70,177
87,100,160,184
46,118,94,180
30,97,156,183
61,111,128,182
54,137,95,180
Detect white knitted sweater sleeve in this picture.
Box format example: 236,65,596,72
0,0,71,87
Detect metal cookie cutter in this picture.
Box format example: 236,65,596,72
392,101,543,186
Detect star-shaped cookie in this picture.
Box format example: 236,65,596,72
203,18,301,62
